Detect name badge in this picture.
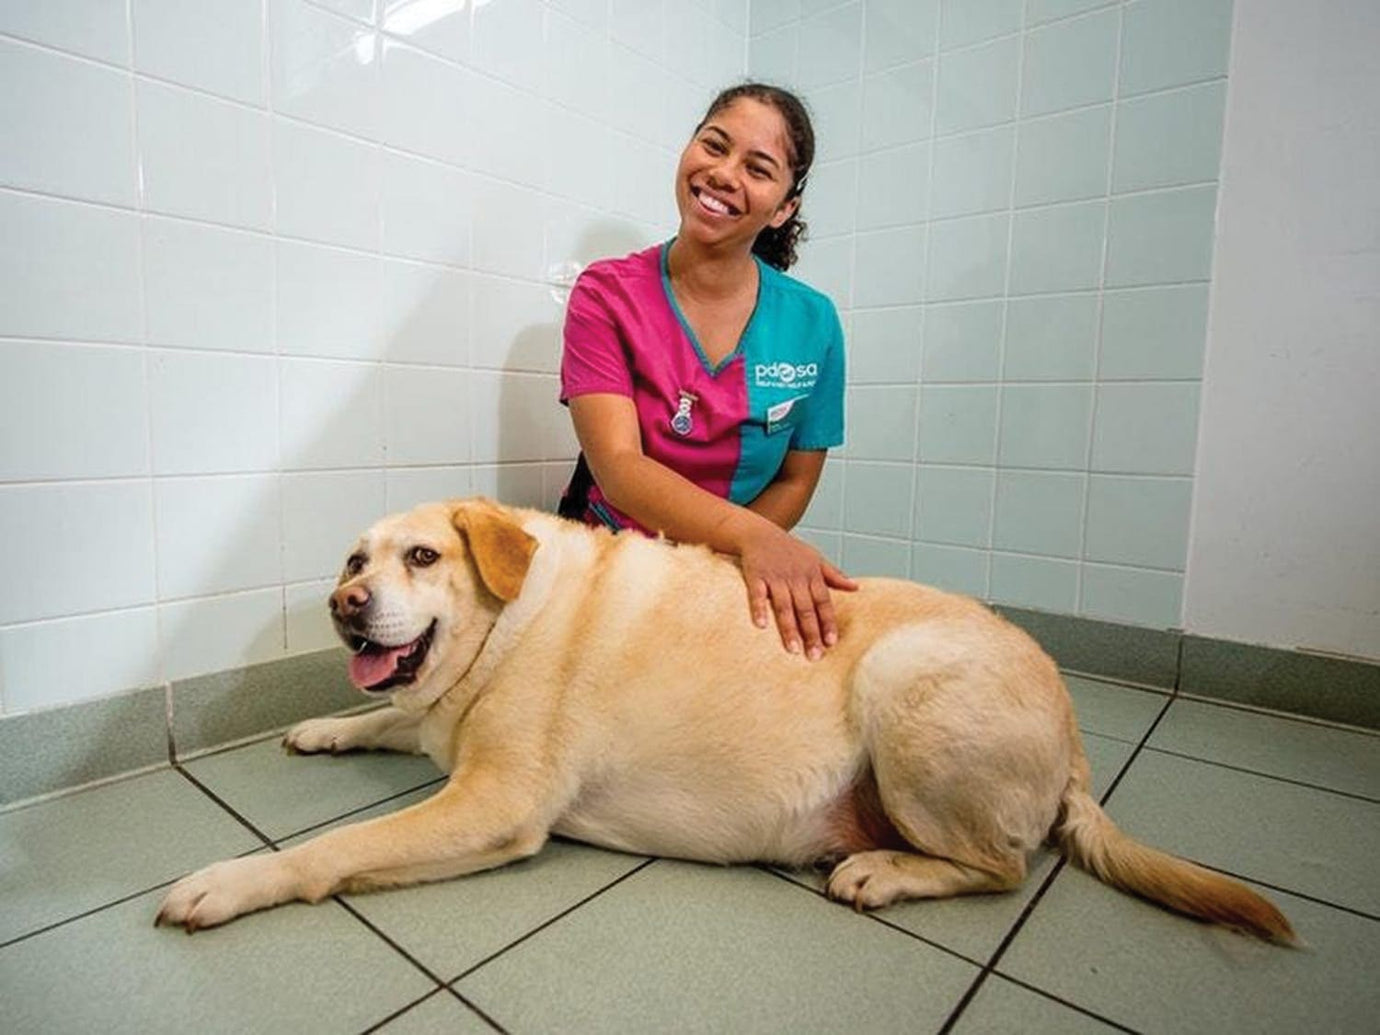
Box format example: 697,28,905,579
765,396,801,436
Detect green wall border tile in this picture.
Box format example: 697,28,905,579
1180,636,1380,731
0,684,168,807
995,604,1181,689
171,647,360,759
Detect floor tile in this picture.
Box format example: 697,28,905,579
182,736,443,840
1064,674,1168,742
278,790,648,982
1106,749,1380,916
309,830,647,982
1,883,435,1034
950,975,1122,1033
280,782,435,838
374,990,495,1034
456,859,979,1034
0,768,259,946
1149,698,1380,799
1075,720,1139,803
777,731,1135,963
999,868,1380,1033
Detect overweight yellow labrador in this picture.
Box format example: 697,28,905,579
157,498,1294,942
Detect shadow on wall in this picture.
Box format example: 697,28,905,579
152,216,655,757
491,219,651,505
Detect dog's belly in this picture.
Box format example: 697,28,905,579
552,768,905,867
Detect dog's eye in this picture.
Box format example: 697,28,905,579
344,553,366,577
408,546,439,568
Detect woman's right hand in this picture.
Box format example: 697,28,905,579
738,525,858,660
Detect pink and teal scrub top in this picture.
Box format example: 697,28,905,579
559,241,846,534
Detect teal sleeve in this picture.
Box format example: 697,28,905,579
790,305,846,451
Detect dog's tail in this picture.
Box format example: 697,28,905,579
1054,776,1297,945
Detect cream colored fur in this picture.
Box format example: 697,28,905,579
156,498,1294,943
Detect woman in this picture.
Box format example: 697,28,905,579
559,83,854,660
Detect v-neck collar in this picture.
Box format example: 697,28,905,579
660,239,764,377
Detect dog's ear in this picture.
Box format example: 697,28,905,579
452,500,537,603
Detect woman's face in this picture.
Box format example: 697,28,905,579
674,97,799,252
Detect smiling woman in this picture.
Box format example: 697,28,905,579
557,83,854,662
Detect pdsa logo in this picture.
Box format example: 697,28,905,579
754,361,819,389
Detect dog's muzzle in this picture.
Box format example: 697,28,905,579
339,619,437,694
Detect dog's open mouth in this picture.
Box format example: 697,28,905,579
345,621,437,693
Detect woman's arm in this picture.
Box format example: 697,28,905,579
569,394,855,658
746,448,827,530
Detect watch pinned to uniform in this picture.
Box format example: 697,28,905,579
671,390,697,436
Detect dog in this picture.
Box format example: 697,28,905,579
156,497,1294,943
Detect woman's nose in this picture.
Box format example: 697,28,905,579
704,165,736,192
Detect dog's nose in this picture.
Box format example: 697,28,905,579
331,584,370,618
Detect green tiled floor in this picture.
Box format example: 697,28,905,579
3,678,1377,1033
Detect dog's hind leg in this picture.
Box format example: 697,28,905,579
826,733,1040,911
838,623,1070,910
284,706,423,755
827,849,1023,910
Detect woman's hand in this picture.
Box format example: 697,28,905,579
739,525,858,659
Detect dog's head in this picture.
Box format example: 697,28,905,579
330,498,538,709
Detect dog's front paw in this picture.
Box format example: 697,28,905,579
283,717,352,755
155,856,293,932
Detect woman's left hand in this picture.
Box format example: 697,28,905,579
738,524,858,659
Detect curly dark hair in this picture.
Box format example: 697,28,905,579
694,82,815,272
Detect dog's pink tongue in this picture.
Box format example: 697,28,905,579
348,645,409,689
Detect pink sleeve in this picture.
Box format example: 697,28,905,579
560,271,633,402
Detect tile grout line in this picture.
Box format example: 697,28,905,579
755,865,987,970
173,764,276,849
326,896,457,1011
1174,690,1380,738
438,985,510,1035
447,856,659,986
277,776,449,841
1172,627,1186,695
987,972,1142,1033
355,988,455,1035
0,839,266,952
934,857,1071,1034
1076,0,1128,617
1090,692,1176,810
1061,665,1173,695
175,763,463,1006
1139,746,1380,806
937,691,1177,1033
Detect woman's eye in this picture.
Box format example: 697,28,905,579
408,547,439,567
702,137,725,153
749,166,771,179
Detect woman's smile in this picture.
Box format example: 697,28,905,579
691,185,741,218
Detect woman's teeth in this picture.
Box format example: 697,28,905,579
697,191,734,216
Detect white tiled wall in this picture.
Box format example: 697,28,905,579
0,0,748,714
766,0,1232,633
